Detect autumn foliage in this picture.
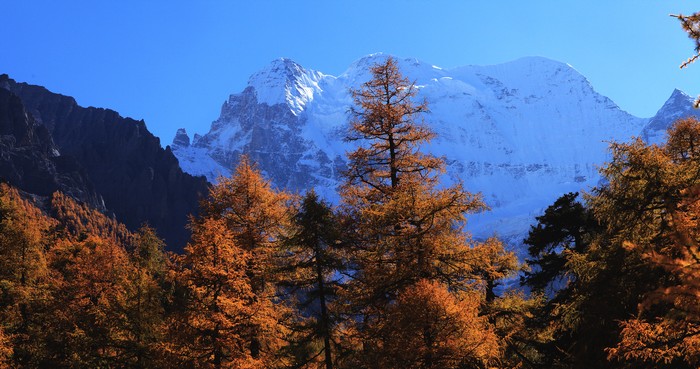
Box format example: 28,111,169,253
2,56,700,369
336,57,518,368
515,117,700,369
603,118,700,366
377,279,500,369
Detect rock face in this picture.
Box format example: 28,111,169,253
0,74,209,250
174,54,698,249
0,86,102,207
173,58,345,192
172,128,191,148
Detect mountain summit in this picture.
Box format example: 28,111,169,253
642,89,699,144
246,58,325,115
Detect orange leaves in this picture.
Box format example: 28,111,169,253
338,56,520,368
205,156,290,233
50,191,133,246
345,56,437,193
0,184,55,365
45,234,143,366
174,218,259,368
665,117,700,162
0,183,53,282
0,183,178,367
184,218,248,280
172,158,292,368
672,12,700,69
376,280,500,369
0,328,10,369
610,319,700,365
205,156,291,290
615,194,700,365
597,117,700,366
179,218,253,329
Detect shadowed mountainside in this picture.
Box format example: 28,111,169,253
0,74,209,250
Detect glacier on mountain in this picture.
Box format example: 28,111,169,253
171,54,696,253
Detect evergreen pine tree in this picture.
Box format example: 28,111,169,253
124,226,169,368
522,192,599,294
282,191,344,369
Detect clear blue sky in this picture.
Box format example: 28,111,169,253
2,1,700,145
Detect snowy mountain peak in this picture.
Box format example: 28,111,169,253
642,89,697,144
456,56,595,99
663,89,693,110
341,53,444,86
246,58,325,114
247,58,305,85
503,56,584,82
507,56,574,69
345,53,390,71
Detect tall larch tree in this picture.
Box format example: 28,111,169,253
123,225,170,368
530,118,700,369
604,118,700,367
188,156,292,367
169,217,259,368
202,156,290,296
45,234,137,367
0,184,54,367
339,56,504,367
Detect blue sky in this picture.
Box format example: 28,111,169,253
3,1,700,144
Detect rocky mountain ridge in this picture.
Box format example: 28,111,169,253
0,85,102,208
0,74,209,250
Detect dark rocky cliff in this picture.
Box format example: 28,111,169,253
0,86,102,207
0,74,209,250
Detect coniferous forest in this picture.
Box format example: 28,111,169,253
2,12,700,369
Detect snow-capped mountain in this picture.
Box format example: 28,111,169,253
642,89,700,145
172,54,695,251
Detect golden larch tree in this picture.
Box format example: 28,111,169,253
605,118,700,366
45,234,137,367
373,279,500,369
0,327,10,369
170,217,261,368
0,184,55,367
339,56,508,367
181,156,292,367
